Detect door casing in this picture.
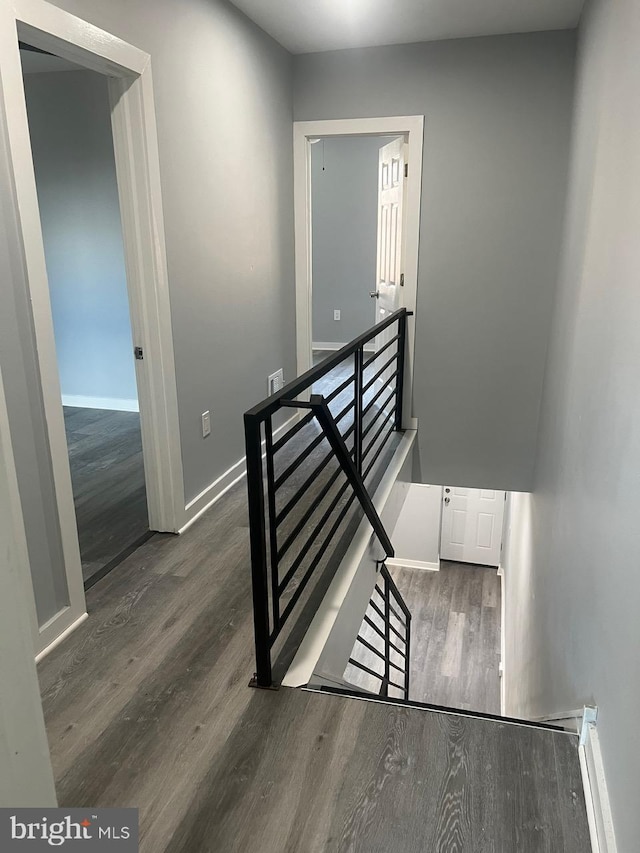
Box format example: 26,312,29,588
0,0,184,655
293,116,424,430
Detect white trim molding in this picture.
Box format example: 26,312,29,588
61,395,139,413
497,563,506,715
0,0,184,653
530,707,584,733
0,358,57,805
385,556,440,572
294,116,424,430
313,341,375,353
579,711,618,853
34,612,89,663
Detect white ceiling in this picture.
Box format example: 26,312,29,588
19,49,81,74
228,0,585,54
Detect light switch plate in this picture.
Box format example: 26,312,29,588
201,410,211,438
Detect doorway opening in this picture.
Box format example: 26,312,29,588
310,134,404,369
20,47,151,588
294,116,423,429
1,0,183,655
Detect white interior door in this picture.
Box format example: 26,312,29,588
440,487,506,566
373,137,405,361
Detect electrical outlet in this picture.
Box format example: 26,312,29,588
268,369,284,396
334,309,341,321
201,410,211,438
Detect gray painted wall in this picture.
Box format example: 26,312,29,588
295,31,576,491
2,0,294,629
23,70,136,407
311,137,380,345
503,0,640,847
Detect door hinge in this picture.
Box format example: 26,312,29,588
404,163,408,178
400,273,405,287
134,346,144,360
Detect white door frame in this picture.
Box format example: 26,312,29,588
0,0,184,653
0,361,57,804
293,116,424,428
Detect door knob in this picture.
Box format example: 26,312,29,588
444,497,450,505
370,291,380,299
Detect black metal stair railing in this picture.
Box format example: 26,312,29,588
347,562,412,701
243,308,411,689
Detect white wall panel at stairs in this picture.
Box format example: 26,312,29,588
386,483,442,571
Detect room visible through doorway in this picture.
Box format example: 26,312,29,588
20,45,151,588
310,134,405,368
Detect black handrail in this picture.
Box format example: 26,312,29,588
244,309,409,419
244,308,411,689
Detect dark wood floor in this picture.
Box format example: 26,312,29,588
37,478,590,852
63,407,148,584
344,562,501,714
397,561,501,713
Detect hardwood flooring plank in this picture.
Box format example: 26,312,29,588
384,562,501,714
440,611,466,678
427,713,472,852
482,569,499,608
63,407,148,584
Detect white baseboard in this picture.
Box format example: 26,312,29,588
498,563,506,715
313,341,375,353
531,707,584,733
35,612,88,663
179,414,299,534
385,556,439,572
62,394,139,413
579,718,617,853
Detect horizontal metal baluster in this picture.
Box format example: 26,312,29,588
274,429,327,490
275,424,355,526
362,390,397,439
355,634,387,661
348,658,384,682
362,371,400,417
272,410,315,453
362,353,399,393
277,465,344,560
279,491,358,625
325,372,357,404
362,333,401,369
362,426,396,480
277,477,350,596
362,409,396,461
